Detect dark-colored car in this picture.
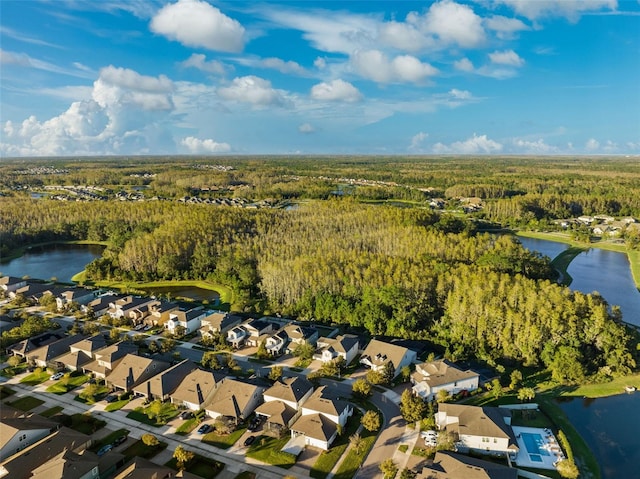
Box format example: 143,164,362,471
104,394,118,403
180,411,194,420
197,424,212,435
113,435,128,446
244,435,256,447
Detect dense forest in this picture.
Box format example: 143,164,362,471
0,156,638,383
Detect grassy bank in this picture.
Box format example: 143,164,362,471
550,246,587,286
558,373,640,399
87,279,234,306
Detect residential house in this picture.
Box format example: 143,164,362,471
106,353,170,393
8,331,66,359
133,359,197,401
299,386,352,428
264,330,289,356
415,451,518,479
360,339,417,378
82,293,121,318
282,324,318,353
256,376,314,434
0,276,27,295
0,427,92,479
29,449,101,479
82,341,138,379
435,404,519,458
55,335,109,372
290,413,338,451
204,378,265,425
55,287,97,311
166,308,209,335
226,325,248,348
200,311,242,335
146,301,179,327
411,359,479,401
170,368,224,411
0,413,58,461
112,457,174,479
243,319,277,347
10,283,63,303
107,296,156,322
314,334,360,365
27,334,86,369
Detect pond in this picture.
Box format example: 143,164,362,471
138,285,220,302
557,394,640,479
0,244,104,283
517,236,640,328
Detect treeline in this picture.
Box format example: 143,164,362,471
1,194,634,382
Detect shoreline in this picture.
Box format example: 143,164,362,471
515,230,640,291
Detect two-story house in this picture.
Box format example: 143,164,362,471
416,451,518,479
106,354,170,393
360,339,417,378
27,334,86,369
200,311,242,336
435,404,519,458
411,359,480,401
54,335,108,372
166,308,209,335
82,341,138,379
0,407,58,461
0,276,27,295
314,334,360,365
255,377,314,434
55,287,97,311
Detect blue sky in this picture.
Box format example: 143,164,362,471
1,0,639,157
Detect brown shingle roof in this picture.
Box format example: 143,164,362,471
413,360,479,388
417,451,518,479
255,401,297,427
170,369,222,406
263,376,313,404
291,413,337,442
204,378,263,419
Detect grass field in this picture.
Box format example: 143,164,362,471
246,436,296,469
202,426,247,449
7,395,45,411
165,453,224,478
332,428,378,479
67,413,107,435
122,438,167,460
46,374,89,394
558,373,640,398
0,385,16,399
19,370,51,385
40,405,64,417
127,402,179,426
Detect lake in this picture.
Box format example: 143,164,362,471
517,236,640,328
0,244,104,283
557,394,640,478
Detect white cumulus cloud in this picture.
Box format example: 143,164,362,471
454,57,475,72
218,75,287,106
513,138,559,154
150,0,245,53
484,15,530,39
180,54,228,75
310,79,362,102
418,0,486,48
585,138,600,150
489,49,525,67
93,65,174,111
433,133,503,154
351,50,438,84
181,136,231,153
409,131,428,150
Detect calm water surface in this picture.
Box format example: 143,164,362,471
557,394,640,479
518,236,640,327
0,244,103,283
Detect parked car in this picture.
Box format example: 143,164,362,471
197,423,212,435
143,325,153,331
104,394,118,403
244,435,256,447
113,435,128,446
50,372,64,381
180,411,194,420
96,444,113,456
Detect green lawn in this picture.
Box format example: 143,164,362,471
1,362,29,377
68,413,107,435
559,373,640,398
46,374,89,394
175,413,206,435
7,395,45,411
126,401,179,426
333,428,378,479
165,453,224,479
40,405,64,418
246,435,296,469
105,397,131,411
19,370,51,385
311,411,363,479
0,385,16,399
122,438,167,460
75,384,110,404
202,426,247,449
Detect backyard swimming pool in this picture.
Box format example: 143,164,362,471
521,432,550,458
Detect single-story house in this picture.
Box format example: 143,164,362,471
282,324,318,353
204,378,265,425
26,334,86,369
133,359,197,401
290,413,338,451
416,451,518,479
200,311,243,335
170,368,224,411
106,354,170,393
8,331,66,358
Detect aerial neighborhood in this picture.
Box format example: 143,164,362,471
0,274,573,479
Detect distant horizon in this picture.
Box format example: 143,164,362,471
2,0,639,157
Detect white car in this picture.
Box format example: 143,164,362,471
50,372,64,380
